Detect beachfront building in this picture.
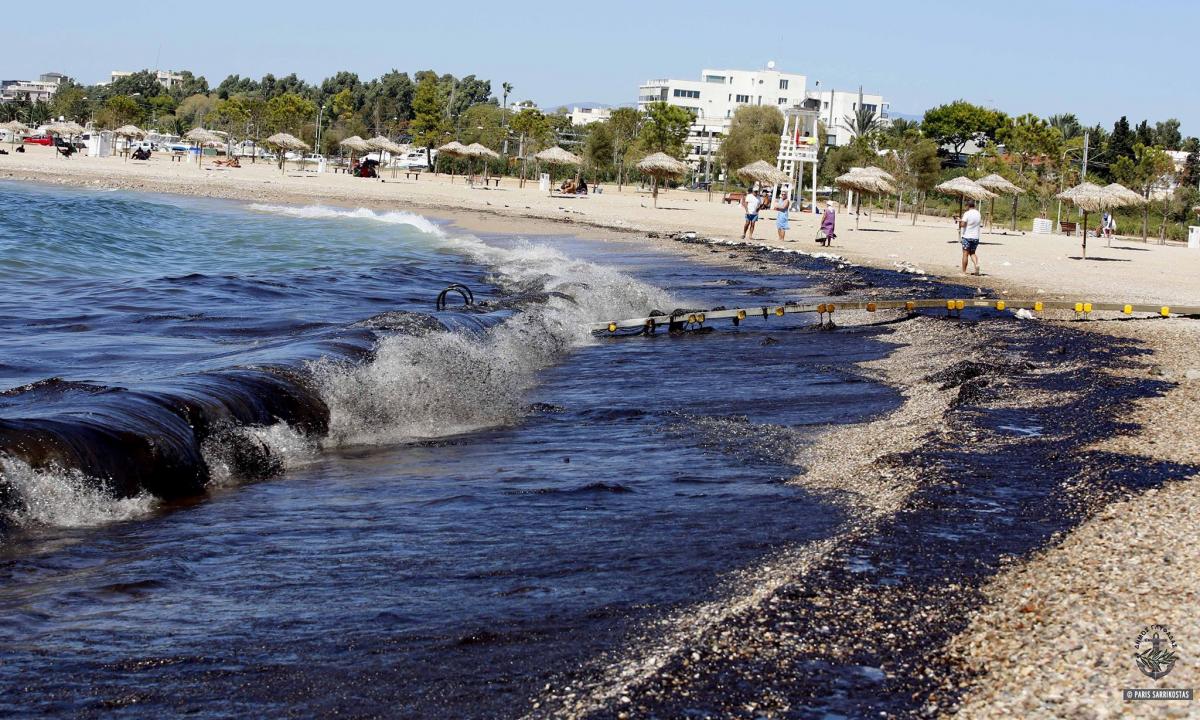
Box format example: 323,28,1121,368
0,73,68,103
107,69,185,89
568,106,613,126
806,88,891,147
637,63,809,169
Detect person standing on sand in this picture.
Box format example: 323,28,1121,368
742,190,761,240
818,201,837,246
775,191,791,241
959,199,982,275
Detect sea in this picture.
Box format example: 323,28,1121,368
0,180,904,717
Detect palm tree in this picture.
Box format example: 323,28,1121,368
502,82,513,111
1048,113,1082,141
843,86,881,140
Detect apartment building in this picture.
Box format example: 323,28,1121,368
807,89,891,147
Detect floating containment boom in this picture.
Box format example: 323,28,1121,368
591,298,1198,335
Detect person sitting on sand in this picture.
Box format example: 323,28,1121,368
576,178,588,195
560,178,577,194
818,201,837,246
741,190,761,240
959,199,983,275
775,192,791,241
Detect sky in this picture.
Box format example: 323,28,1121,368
5,0,1197,136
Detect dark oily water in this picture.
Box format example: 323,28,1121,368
0,184,900,717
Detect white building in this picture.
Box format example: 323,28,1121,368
108,69,186,89
807,88,891,147
637,63,809,168
0,72,67,103
510,100,539,112
568,106,613,126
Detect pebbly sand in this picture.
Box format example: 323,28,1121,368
4,146,1199,717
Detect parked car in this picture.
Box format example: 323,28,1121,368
23,135,54,146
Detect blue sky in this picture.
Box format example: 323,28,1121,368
7,0,1197,135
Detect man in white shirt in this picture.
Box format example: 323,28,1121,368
958,199,983,275
741,190,761,240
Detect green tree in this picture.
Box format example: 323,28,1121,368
50,83,90,122
1109,116,1135,164
1154,119,1182,150
844,86,883,141
458,102,505,150
607,107,642,189
97,95,144,128
636,101,693,158
176,94,217,130
509,108,550,184
922,100,1006,157
410,74,450,168
1112,143,1175,240
584,121,615,178
717,105,784,180
1047,113,1083,141
265,92,317,136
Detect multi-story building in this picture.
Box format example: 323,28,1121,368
108,69,185,89
0,72,67,103
807,88,891,147
568,106,613,126
637,63,809,168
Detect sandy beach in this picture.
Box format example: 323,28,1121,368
4,146,1199,717
4,144,1198,306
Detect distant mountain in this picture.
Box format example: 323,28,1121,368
538,101,634,112
889,110,924,122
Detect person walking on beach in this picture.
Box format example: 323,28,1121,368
818,201,837,246
775,191,791,241
959,199,982,275
742,189,761,240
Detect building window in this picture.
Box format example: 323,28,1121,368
778,97,788,105
735,94,750,103
823,101,829,109
779,79,789,90
673,88,700,99
705,75,726,84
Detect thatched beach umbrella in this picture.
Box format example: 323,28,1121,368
935,176,997,224
339,135,369,167
366,135,403,176
46,121,85,158
464,143,500,184
1099,183,1147,247
636,152,688,208
835,169,897,229
113,124,144,159
736,160,791,187
976,173,1026,231
860,165,897,183
185,128,222,168
265,132,310,172
534,146,584,191
1,120,29,151
1056,182,1118,259
436,141,468,175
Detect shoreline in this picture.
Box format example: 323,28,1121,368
5,168,1200,716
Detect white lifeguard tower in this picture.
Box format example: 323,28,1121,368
777,99,821,212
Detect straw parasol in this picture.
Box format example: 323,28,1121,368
835,169,897,228
935,176,997,225
436,141,468,175
736,160,791,187
1102,182,1145,208
636,152,688,208
45,121,85,158
265,132,310,172
2,120,29,151
976,173,1026,231
339,135,369,171
185,128,222,168
1056,182,1119,259
366,135,404,176
534,146,584,192
464,143,500,184
860,165,897,183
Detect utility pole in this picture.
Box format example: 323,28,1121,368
316,103,325,156
1081,130,1089,182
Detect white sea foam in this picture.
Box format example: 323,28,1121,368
271,205,674,446
247,203,446,236
0,456,157,532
